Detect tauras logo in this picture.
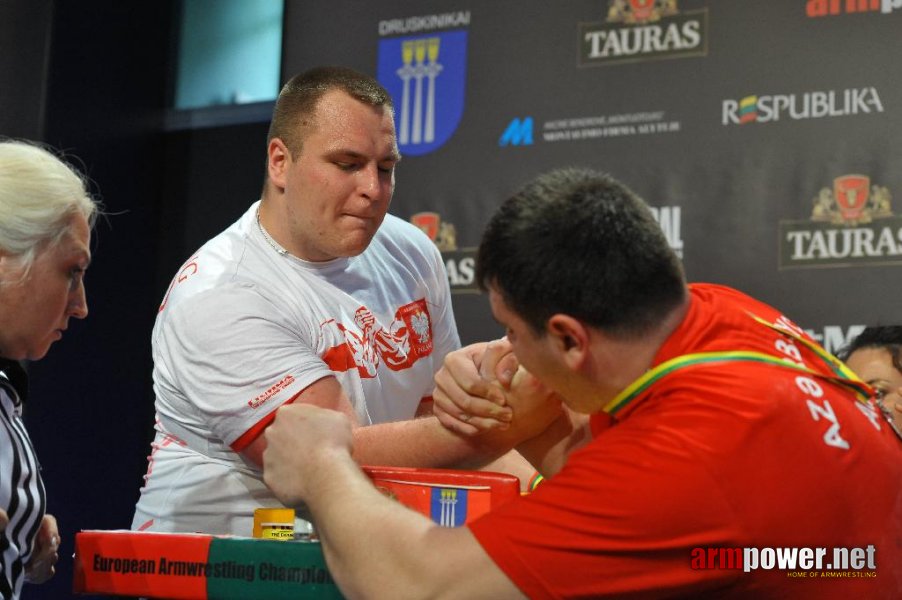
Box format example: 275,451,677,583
779,175,901,268
409,212,476,293
414,207,682,292
723,88,883,126
410,212,457,252
415,207,682,290
444,249,477,292
579,1,707,66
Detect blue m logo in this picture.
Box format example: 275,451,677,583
499,117,534,146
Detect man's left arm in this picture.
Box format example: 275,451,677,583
263,404,525,599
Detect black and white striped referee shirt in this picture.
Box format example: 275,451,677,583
0,359,46,600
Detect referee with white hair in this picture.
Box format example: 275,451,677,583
0,140,99,599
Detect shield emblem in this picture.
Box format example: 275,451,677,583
430,487,468,527
410,212,440,241
395,298,433,358
629,0,658,21
378,30,468,157
834,175,870,221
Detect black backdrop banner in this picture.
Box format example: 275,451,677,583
282,0,902,351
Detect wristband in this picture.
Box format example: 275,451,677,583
527,471,545,492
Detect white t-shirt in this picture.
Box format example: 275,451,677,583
132,202,460,535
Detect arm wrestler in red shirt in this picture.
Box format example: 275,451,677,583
263,168,901,599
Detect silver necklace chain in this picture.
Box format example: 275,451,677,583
256,208,288,256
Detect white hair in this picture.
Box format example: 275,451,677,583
0,140,98,279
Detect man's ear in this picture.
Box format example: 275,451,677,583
546,314,589,370
267,138,291,191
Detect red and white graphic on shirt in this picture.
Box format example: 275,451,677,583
321,299,433,378
158,255,199,313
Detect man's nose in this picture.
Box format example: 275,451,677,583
358,164,381,198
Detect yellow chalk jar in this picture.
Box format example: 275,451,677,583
253,508,295,541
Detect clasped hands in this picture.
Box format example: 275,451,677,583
432,338,563,449
261,339,563,507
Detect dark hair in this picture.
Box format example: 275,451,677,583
267,66,393,156
838,326,902,374
477,167,686,338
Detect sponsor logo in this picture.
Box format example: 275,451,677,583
248,374,296,409
410,212,478,294
444,249,478,292
377,12,470,156
722,88,883,126
431,488,468,527
690,545,877,575
649,205,684,257
804,325,866,355
411,212,458,252
806,0,901,17
413,208,681,288
378,11,470,35
499,117,534,146
372,478,491,525
779,175,901,268
579,1,708,66
543,110,682,142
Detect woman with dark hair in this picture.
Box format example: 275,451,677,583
839,326,902,436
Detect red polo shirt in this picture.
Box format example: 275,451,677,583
469,284,902,599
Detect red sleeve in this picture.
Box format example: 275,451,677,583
468,424,742,599
230,389,304,452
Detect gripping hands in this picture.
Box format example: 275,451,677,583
433,339,563,448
